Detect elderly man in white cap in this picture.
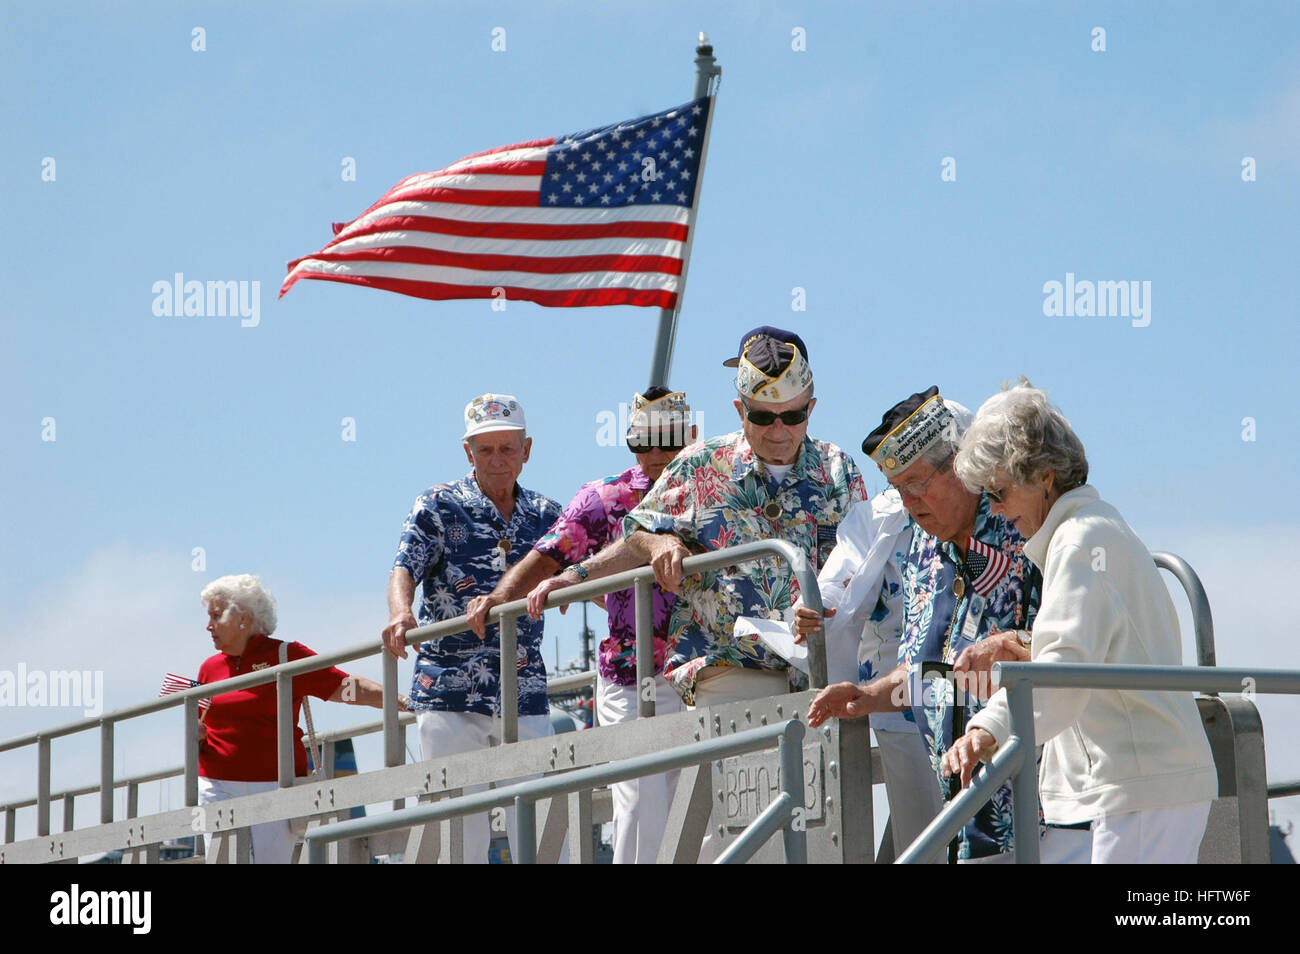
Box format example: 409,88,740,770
382,393,562,864
623,327,868,708
807,387,1090,863
464,385,697,863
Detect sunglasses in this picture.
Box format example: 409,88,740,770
626,433,689,454
742,402,811,427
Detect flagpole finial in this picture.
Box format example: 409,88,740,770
697,32,712,53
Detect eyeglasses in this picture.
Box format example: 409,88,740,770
889,455,952,498
626,433,689,454
742,402,811,427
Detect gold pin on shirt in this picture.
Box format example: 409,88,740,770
498,537,512,555
763,501,782,520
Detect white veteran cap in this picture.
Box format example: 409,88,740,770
463,393,526,440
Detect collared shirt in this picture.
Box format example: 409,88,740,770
393,473,562,716
815,489,914,733
198,634,348,782
624,431,868,705
900,492,1041,859
533,464,675,686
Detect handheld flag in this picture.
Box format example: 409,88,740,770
159,673,210,712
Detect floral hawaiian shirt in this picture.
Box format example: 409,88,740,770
533,464,675,687
900,492,1041,859
393,473,562,717
624,431,868,705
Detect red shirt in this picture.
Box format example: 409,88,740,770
197,634,348,782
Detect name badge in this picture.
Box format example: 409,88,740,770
960,595,986,641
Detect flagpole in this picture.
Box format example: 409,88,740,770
647,33,721,388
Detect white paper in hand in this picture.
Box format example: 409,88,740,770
734,616,809,674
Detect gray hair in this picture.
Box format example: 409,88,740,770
200,574,278,635
954,381,1089,493
916,399,974,470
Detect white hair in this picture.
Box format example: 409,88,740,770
954,380,1089,493
200,574,278,634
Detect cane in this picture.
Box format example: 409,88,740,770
921,660,965,864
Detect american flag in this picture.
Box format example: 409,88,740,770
281,97,711,309
159,673,210,712
965,537,1012,597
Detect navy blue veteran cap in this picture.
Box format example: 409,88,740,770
722,326,810,368
862,386,958,477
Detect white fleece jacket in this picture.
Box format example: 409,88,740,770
968,485,1217,823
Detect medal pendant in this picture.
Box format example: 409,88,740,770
763,501,782,520
953,577,966,599
498,537,512,555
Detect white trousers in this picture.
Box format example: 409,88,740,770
1090,801,1211,864
956,827,1094,865
198,777,294,865
417,710,554,864
874,728,944,862
596,674,686,864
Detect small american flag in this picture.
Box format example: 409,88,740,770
454,575,478,594
159,673,210,712
281,97,710,309
965,538,1012,597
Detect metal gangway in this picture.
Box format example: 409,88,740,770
0,545,1281,863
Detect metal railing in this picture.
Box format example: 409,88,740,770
305,719,808,864
1152,552,1216,669
0,538,821,850
897,662,1300,864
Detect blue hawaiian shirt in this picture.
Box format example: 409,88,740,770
393,473,562,717
900,493,1041,859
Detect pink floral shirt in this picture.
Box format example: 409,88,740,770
533,465,676,686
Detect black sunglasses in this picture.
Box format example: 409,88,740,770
626,433,689,454
742,402,811,426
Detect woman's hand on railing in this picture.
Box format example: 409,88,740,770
941,728,997,788
952,633,1029,700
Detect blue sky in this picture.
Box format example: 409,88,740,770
2,2,1297,843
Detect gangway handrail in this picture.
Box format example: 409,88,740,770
1,539,820,840
2,673,600,817
896,662,1300,864
1152,552,1216,669
304,719,808,864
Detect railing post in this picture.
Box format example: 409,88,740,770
499,612,519,744
779,719,807,863
36,735,50,837
100,719,114,824
62,794,75,833
1008,677,1040,864
635,576,655,718
184,697,200,807
276,671,294,788
382,649,402,768
4,807,14,844
515,795,536,864
127,782,139,819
